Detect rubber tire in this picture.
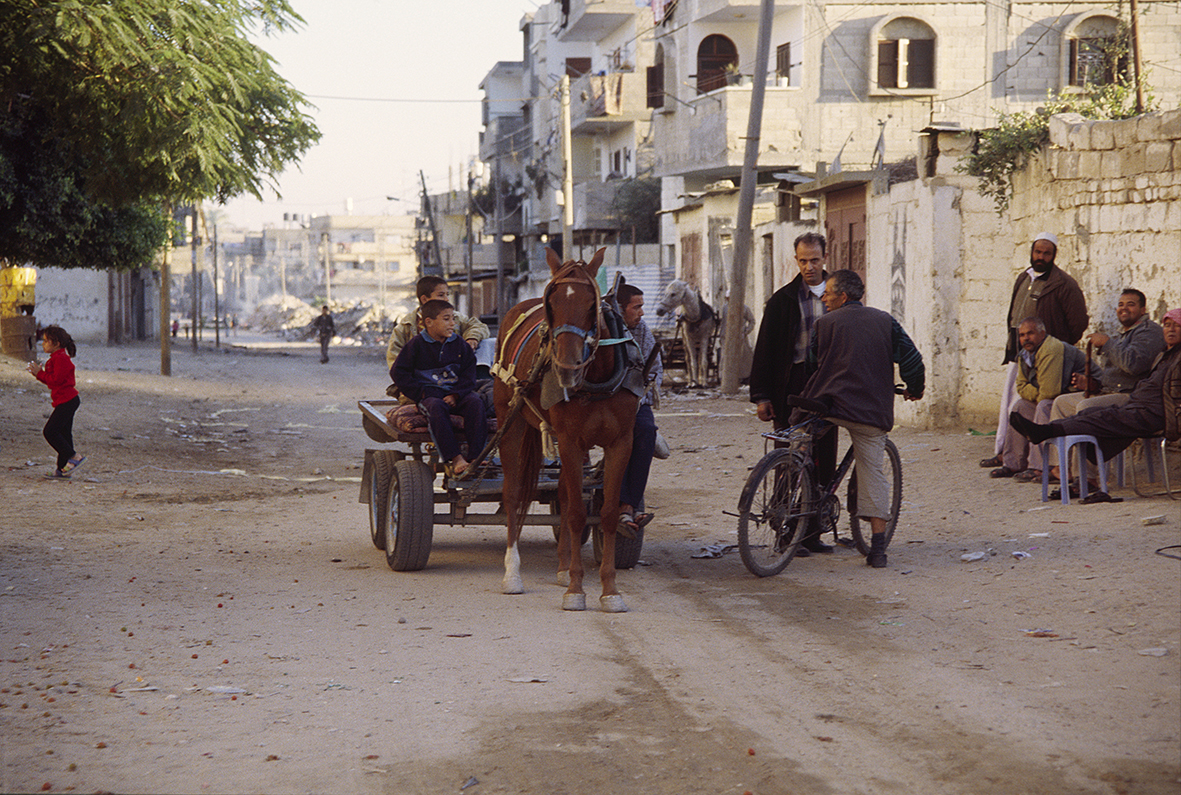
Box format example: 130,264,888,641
737,448,812,577
849,438,903,556
369,451,396,550
384,459,434,571
592,523,644,569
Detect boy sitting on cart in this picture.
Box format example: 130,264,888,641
391,300,487,476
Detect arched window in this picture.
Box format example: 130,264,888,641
873,17,936,91
696,34,737,94
1064,14,1127,87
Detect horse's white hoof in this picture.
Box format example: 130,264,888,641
599,594,628,613
503,575,524,594
556,570,571,587
562,593,587,611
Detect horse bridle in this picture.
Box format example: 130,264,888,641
544,261,602,379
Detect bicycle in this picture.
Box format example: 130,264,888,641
735,393,903,577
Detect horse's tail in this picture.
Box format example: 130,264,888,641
508,420,544,531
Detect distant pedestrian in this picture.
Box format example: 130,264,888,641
171,319,179,337
27,325,85,479
312,305,335,363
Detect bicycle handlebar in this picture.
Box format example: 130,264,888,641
785,385,910,416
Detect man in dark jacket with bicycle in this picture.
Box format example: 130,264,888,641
799,270,925,568
749,231,836,555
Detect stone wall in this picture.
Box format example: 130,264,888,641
871,109,1181,429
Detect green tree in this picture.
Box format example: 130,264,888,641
610,178,661,244
0,0,319,206
959,81,1149,215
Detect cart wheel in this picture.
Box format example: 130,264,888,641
368,451,396,550
384,459,434,571
549,497,591,546
591,490,643,569
593,524,644,569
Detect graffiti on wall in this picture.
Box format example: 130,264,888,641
890,205,907,323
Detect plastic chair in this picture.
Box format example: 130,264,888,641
1041,435,1109,505
1131,436,1179,499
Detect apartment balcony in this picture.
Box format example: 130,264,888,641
559,0,637,41
570,72,648,133
652,82,803,180
479,115,530,164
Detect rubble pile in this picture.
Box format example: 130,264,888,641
247,294,416,347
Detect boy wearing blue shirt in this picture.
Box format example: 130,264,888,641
392,300,488,475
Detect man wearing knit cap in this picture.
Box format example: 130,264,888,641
980,232,1089,469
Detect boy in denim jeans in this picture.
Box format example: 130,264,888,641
392,300,487,475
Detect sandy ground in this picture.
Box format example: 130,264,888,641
1,333,1179,795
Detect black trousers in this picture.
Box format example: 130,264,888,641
44,395,80,470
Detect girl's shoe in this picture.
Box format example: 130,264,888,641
62,455,86,474
44,469,70,479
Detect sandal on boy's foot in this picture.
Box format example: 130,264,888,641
633,512,654,530
617,513,639,540
989,466,1019,478
44,469,70,479
62,455,86,474
979,455,1003,468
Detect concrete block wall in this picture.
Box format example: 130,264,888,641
1009,109,1181,327
872,109,1180,429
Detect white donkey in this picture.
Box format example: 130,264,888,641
655,280,717,387
655,280,756,387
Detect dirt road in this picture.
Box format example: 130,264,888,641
2,335,1178,795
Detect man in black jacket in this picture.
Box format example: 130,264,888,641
749,231,835,555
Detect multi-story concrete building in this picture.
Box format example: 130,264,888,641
651,0,1180,308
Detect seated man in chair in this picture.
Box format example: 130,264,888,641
1009,308,1181,472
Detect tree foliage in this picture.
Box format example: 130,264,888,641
0,0,320,269
610,178,661,243
959,80,1150,215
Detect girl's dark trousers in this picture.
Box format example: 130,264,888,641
43,395,79,470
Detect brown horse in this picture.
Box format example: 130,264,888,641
493,247,639,612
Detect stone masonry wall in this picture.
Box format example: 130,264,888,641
872,109,1180,429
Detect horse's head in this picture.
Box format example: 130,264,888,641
544,247,606,390
655,279,688,317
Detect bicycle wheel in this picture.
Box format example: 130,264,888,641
849,438,903,556
737,448,813,577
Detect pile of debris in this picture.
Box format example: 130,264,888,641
246,295,415,347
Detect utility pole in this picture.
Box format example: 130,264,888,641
560,73,574,257
494,157,506,318
190,207,199,352
159,202,172,376
721,0,774,394
322,232,331,304
466,166,475,314
213,224,220,349
419,170,444,275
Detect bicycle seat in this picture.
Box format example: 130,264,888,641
785,395,830,415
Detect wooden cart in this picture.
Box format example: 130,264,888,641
358,399,642,572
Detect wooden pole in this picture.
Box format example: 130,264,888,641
721,0,775,394
1129,0,1145,113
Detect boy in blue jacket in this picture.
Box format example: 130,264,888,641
392,300,487,475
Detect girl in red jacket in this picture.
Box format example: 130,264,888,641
27,325,85,479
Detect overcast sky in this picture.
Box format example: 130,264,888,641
219,0,537,230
